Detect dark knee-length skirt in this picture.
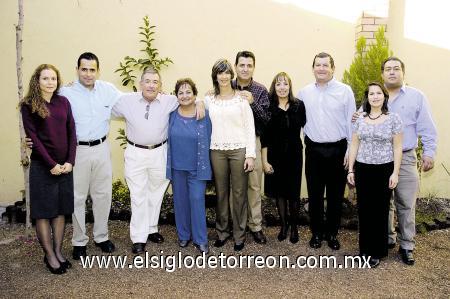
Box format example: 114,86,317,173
29,160,74,219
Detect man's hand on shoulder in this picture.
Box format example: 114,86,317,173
204,89,214,97
351,111,364,123
238,90,254,104
195,100,205,120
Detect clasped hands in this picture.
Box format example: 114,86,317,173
50,163,73,175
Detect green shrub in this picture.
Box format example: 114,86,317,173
343,27,392,107
111,179,131,212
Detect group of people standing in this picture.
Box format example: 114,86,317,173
21,50,437,274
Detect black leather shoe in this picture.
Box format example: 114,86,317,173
327,236,341,250
309,235,322,249
388,242,396,249
72,246,87,260
178,240,190,248
132,243,146,254
213,237,230,248
194,243,209,254
368,257,380,268
148,233,164,243
290,225,299,244
44,256,66,275
251,230,267,244
95,240,116,253
234,242,245,251
277,224,289,241
399,248,415,265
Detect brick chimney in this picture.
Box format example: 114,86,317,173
355,12,388,46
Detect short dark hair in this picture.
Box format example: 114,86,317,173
235,50,256,66
381,56,405,73
211,59,235,95
174,78,198,96
312,52,335,69
362,81,389,115
77,52,99,69
268,72,296,106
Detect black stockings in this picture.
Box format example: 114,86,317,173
36,215,66,268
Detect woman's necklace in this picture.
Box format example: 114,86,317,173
368,112,383,120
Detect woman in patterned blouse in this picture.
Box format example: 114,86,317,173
347,81,403,268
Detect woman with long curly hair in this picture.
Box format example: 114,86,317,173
20,64,77,274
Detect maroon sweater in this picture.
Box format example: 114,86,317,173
21,94,77,169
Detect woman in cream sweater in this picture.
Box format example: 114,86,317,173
205,59,256,251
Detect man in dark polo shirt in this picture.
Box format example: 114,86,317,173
232,50,270,244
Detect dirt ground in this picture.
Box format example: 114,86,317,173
0,221,448,298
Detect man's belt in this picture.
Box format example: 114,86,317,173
77,136,107,146
126,138,167,150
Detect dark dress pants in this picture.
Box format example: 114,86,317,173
305,136,347,238
355,161,393,259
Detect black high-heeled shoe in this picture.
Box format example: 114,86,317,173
58,258,72,269
44,256,66,275
289,225,299,244
277,224,289,241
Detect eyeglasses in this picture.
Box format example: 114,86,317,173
144,104,150,120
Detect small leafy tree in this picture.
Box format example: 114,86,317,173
115,16,173,147
343,27,392,106
115,16,173,91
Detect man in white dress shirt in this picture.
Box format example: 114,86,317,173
112,67,204,253
298,52,356,250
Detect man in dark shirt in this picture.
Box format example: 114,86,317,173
232,51,270,244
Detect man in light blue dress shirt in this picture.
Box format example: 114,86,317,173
60,52,122,259
381,57,437,265
298,52,356,251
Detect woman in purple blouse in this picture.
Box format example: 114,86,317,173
20,64,77,274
